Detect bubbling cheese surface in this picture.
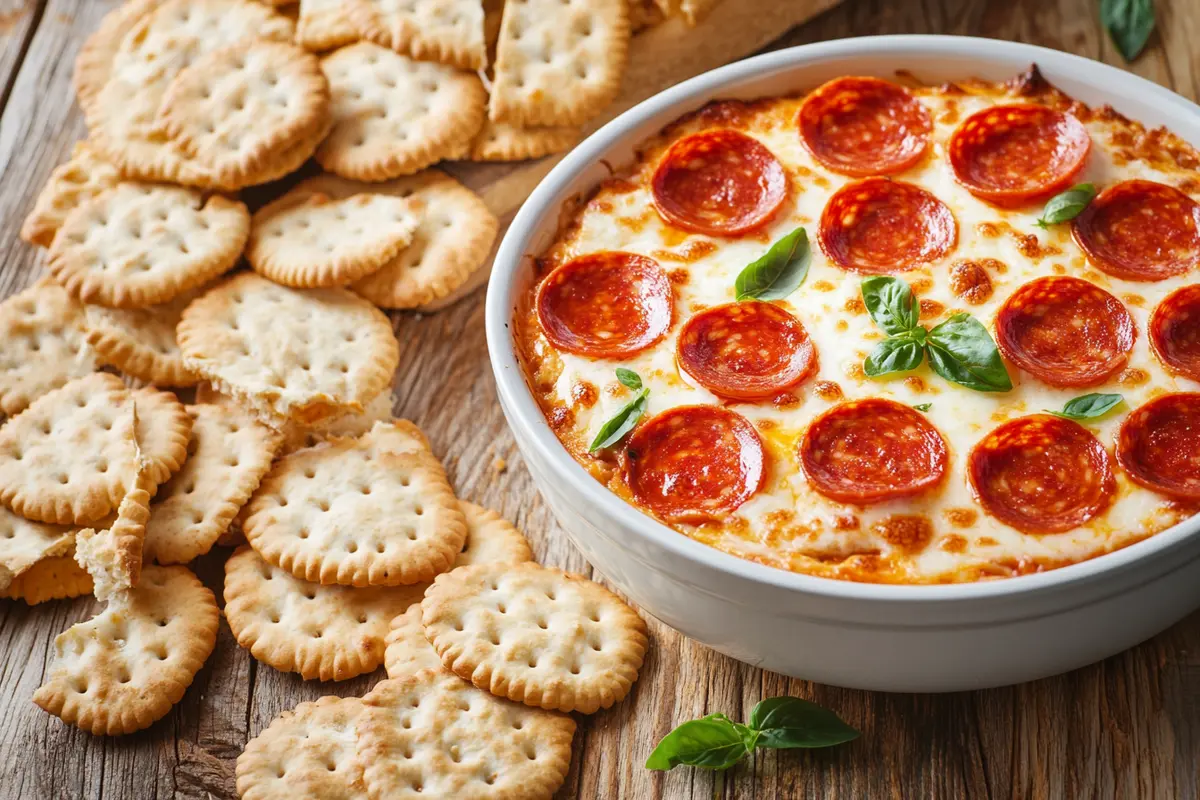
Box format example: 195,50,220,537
516,72,1200,584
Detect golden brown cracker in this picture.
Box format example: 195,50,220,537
236,695,367,800
350,170,497,308
247,178,420,288
21,141,122,248
0,373,138,525
158,39,331,188
317,43,486,181
351,0,487,70
83,296,200,387
32,564,219,735
490,0,630,126
358,670,575,799
224,546,415,680
0,283,98,416
47,183,250,308
243,422,465,587
143,403,282,565
422,562,648,713
469,119,580,162
0,555,93,604
178,273,399,425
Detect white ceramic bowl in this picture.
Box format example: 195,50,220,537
484,35,1200,692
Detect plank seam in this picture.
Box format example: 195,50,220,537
0,0,49,116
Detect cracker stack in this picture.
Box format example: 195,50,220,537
0,0,722,793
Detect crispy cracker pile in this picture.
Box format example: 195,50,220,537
0,0,700,794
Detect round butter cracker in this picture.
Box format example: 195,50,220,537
236,695,367,800
224,546,415,680
47,183,250,308
158,39,331,189
0,373,138,525
83,296,200,387
358,669,575,799
248,178,420,288
422,562,648,714
243,421,466,586
317,42,486,181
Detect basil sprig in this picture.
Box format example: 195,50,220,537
1035,183,1097,228
589,369,649,452
734,227,811,301
1101,0,1156,62
645,697,858,772
913,403,932,412
861,277,1012,393
1048,392,1124,420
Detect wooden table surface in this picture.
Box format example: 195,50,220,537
2,0,1200,798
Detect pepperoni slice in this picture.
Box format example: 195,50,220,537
948,104,1090,206
624,405,765,523
1150,285,1200,381
796,77,931,176
1116,394,1200,500
798,399,948,505
968,415,1115,534
1072,180,1200,282
995,276,1135,388
676,302,817,401
650,129,787,237
536,251,673,360
818,178,957,274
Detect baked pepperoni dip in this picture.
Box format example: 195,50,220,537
514,66,1200,585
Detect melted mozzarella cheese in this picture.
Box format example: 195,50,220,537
520,83,1200,584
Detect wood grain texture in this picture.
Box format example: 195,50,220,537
2,0,1200,798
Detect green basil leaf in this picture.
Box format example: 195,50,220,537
926,313,1012,393
864,332,926,377
615,367,643,392
1035,183,1097,228
645,714,751,771
861,276,919,335
734,227,811,301
1101,0,1156,62
748,697,861,750
588,389,649,452
1048,393,1124,420
913,403,932,412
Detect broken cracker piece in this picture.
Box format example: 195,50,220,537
178,272,399,426
32,564,219,735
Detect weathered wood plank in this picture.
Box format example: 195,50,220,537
0,1,45,114
0,0,120,299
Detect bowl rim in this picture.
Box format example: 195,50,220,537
485,34,1200,604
